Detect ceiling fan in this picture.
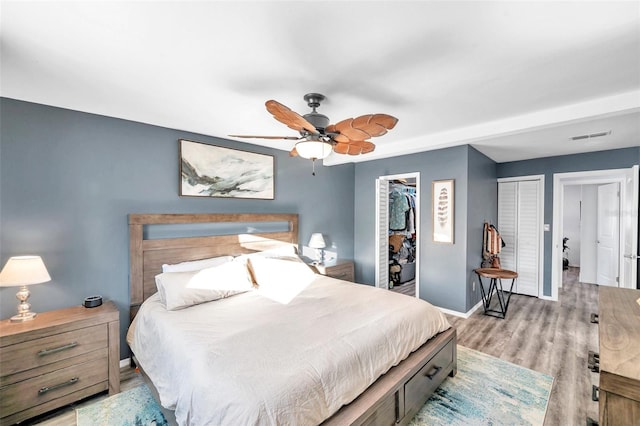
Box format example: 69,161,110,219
229,93,398,174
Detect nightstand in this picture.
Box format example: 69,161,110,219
310,259,355,282
0,301,120,425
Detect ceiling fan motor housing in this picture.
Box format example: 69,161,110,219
302,93,330,131
303,112,330,131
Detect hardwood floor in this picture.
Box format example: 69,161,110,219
30,267,597,425
446,267,599,425
390,279,416,297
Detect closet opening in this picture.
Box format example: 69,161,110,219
375,172,420,298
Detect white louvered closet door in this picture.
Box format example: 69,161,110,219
375,179,390,289
498,179,541,297
515,180,540,296
498,182,517,273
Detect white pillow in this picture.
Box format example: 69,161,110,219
234,247,304,286
162,255,234,273
248,256,316,304
155,261,253,310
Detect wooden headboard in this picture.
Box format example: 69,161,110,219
129,213,299,321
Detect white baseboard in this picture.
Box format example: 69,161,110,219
120,357,131,369
538,294,558,301
437,299,484,319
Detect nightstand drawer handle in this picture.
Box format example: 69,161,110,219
37,341,78,356
38,377,79,395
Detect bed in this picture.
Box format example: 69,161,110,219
127,213,456,425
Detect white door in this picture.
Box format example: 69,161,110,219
622,165,638,288
498,182,517,273
375,178,390,289
596,183,620,286
515,180,540,296
498,178,542,297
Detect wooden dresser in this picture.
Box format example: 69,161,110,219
598,287,640,426
0,301,120,425
309,259,355,282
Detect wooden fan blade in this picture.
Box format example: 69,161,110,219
228,134,302,140
330,132,351,144
333,141,375,155
370,114,398,131
351,140,376,154
332,118,371,141
333,143,350,155
352,115,386,137
289,147,299,157
328,113,398,143
265,100,318,134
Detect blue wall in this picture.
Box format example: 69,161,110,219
466,147,498,311
0,98,355,357
497,147,640,296
353,145,497,313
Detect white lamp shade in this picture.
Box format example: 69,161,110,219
295,141,333,160
0,256,51,287
308,233,326,249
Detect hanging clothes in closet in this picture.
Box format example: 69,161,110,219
388,182,417,287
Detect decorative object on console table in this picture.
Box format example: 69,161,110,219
0,301,120,426
432,179,454,244
308,233,326,264
596,287,640,426
179,139,274,200
0,256,51,322
309,259,355,282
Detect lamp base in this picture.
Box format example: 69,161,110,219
11,285,37,322
10,311,37,322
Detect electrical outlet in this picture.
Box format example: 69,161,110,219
472,280,476,291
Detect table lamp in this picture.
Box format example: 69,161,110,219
308,233,326,265
0,256,51,322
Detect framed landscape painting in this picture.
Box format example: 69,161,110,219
179,139,274,199
432,179,454,243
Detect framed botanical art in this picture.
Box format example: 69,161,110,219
432,179,454,243
179,139,274,199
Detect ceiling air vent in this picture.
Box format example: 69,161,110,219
571,130,611,141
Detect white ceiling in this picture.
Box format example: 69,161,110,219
1,1,639,165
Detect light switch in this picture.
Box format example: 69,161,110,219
544,224,550,232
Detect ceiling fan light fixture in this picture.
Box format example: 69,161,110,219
295,140,333,160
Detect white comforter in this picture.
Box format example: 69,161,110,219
127,275,450,426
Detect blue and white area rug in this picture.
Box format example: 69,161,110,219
77,346,553,426
410,346,553,426
76,383,168,426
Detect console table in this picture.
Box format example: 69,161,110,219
474,268,518,319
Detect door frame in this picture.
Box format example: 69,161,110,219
497,175,545,298
552,167,638,298
375,172,421,298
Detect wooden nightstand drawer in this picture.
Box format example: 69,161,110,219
0,324,108,378
325,262,355,281
0,350,108,419
310,260,355,282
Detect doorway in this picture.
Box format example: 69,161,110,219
562,183,621,287
552,166,638,299
375,172,420,298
